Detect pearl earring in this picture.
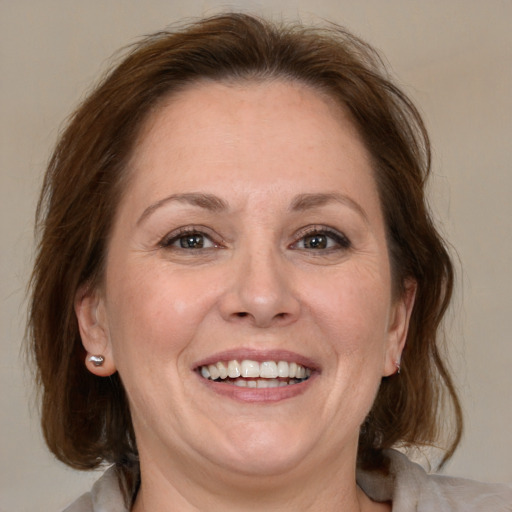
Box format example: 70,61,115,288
88,354,105,367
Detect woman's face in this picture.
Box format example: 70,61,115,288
77,80,413,479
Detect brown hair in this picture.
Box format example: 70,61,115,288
29,12,462,472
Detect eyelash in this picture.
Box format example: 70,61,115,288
159,225,351,252
159,226,220,250
290,226,351,252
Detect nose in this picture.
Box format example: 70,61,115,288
218,246,301,328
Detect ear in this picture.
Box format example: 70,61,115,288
74,283,117,377
383,279,417,377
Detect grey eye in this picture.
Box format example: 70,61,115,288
162,231,217,250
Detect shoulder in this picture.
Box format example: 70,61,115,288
61,466,129,512
61,492,92,512
358,449,512,511
424,472,512,511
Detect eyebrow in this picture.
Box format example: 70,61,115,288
290,193,368,222
137,191,368,226
137,193,228,225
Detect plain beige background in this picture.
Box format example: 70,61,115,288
1,1,511,510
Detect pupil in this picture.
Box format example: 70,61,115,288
306,234,327,249
180,234,204,248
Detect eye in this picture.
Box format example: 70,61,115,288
302,233,331,249
160,228,218,250
292,227,351,251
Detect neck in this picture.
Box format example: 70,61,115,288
131,448,369,512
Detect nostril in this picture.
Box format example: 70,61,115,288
236,312,248,318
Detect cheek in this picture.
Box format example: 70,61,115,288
104,263,220,367
308,265,391,324
304,263,392,353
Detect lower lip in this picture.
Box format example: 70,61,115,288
197,374,316,403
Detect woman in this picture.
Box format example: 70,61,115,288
28,13,511,511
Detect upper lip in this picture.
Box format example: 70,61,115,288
193,348,320,372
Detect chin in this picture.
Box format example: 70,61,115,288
201,421,317,477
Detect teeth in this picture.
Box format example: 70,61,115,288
216,362,228,379
259,361,278,378
241,360,260,378
199,359,313,385
208,364,220,380
227,360,241,378
227,378,302,387
277,361,289,377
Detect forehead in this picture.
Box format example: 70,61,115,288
122,79,379,214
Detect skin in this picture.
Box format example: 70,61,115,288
76,80,415,511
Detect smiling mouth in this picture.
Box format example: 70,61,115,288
198,359,312,388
